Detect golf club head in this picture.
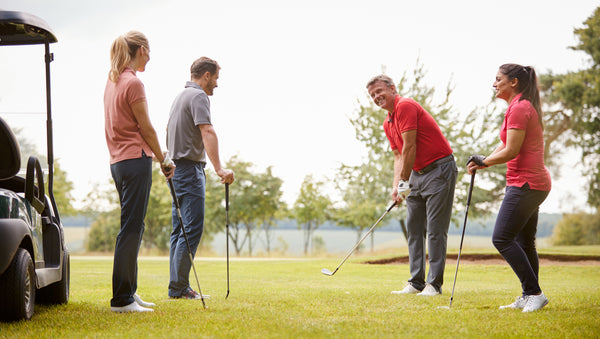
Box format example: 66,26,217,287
321,268,334,276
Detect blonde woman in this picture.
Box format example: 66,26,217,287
104,31,173,313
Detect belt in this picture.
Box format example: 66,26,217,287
416,154,454,175
174,158,206,168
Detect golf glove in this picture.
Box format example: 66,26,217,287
397,179,411,197
467,154,487,167
162,151,175,168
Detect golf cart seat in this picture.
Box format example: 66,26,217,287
0,116,46,214
0,116,20,180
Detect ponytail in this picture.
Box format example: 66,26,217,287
108,31,149,82
499,63,544,129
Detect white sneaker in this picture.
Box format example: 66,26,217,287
111,301,154,313
134,294,156,308
522,293,549,312
499,296,527,309
391,284,420,294
417,284,440,296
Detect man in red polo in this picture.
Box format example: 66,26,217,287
367,74,457,296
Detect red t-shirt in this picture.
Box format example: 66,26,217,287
383,95,452,171
501,94,551,191
104,68,153,164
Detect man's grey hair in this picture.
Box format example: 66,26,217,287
366,74,395,88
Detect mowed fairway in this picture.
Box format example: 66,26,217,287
1,256,599,338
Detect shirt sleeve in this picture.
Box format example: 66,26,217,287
191,93,212,126
396,100,419,133
506,100,532,130
126,77,147,106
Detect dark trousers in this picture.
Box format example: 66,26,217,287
110,156,152,307
492,183,549,296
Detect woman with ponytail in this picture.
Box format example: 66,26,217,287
104,31,174,313
467,64,551,312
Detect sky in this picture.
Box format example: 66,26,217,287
0,0,598,214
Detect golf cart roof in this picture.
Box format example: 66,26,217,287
0,10,57,45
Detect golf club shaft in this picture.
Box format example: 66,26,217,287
330,201,397,275
448,171,475,308
225,183,230,299
167,178,207,309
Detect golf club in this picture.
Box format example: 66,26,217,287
439,171,476,310
167,178,207,309
225,183,230,299
322,200,398,276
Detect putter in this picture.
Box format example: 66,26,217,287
322,200,397,276
225,183,230,299
439,171,476,310
167,178,207,309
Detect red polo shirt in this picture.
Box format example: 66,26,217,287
383,95,452,171
502,94,551,191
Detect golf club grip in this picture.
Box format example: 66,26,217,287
466,171,476,205
225,183,229,210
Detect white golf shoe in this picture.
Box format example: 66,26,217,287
499,296,527,309
111,301,154,313
417,284,440,296
391,284,420,294
522,293,549,312
134,294,156,308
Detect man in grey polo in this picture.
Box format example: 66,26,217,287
166,57,234,299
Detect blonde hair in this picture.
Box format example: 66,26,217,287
108,31,149,82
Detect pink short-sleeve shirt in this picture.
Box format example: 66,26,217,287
501,94,551,191
104,68,153,164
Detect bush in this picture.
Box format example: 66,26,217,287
552,211,600,245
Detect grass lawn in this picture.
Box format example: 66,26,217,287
1,253,599,338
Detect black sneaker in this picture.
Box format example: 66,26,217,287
171,288,211,300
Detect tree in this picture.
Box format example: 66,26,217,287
254,167,286,254
539,6,600,207
292,175,331,255
14,129,77,217
223,156,285,256
50,161,76,217
552,209,600,245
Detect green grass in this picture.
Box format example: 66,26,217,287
1,255,599,338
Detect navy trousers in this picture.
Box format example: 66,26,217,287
492,183,549,296
110,155,152,307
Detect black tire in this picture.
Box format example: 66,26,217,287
0,248,36,321
37,250,69,304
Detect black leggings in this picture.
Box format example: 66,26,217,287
492,183,549,296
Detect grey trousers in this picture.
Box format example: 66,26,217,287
406,156,457,293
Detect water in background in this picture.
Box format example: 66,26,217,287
65,227,542,256
207,229,495,256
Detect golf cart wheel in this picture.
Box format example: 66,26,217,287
0,248,36,321
37,250,69,304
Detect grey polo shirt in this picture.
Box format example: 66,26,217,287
166,81,211,163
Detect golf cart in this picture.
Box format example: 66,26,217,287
0,10,69,321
